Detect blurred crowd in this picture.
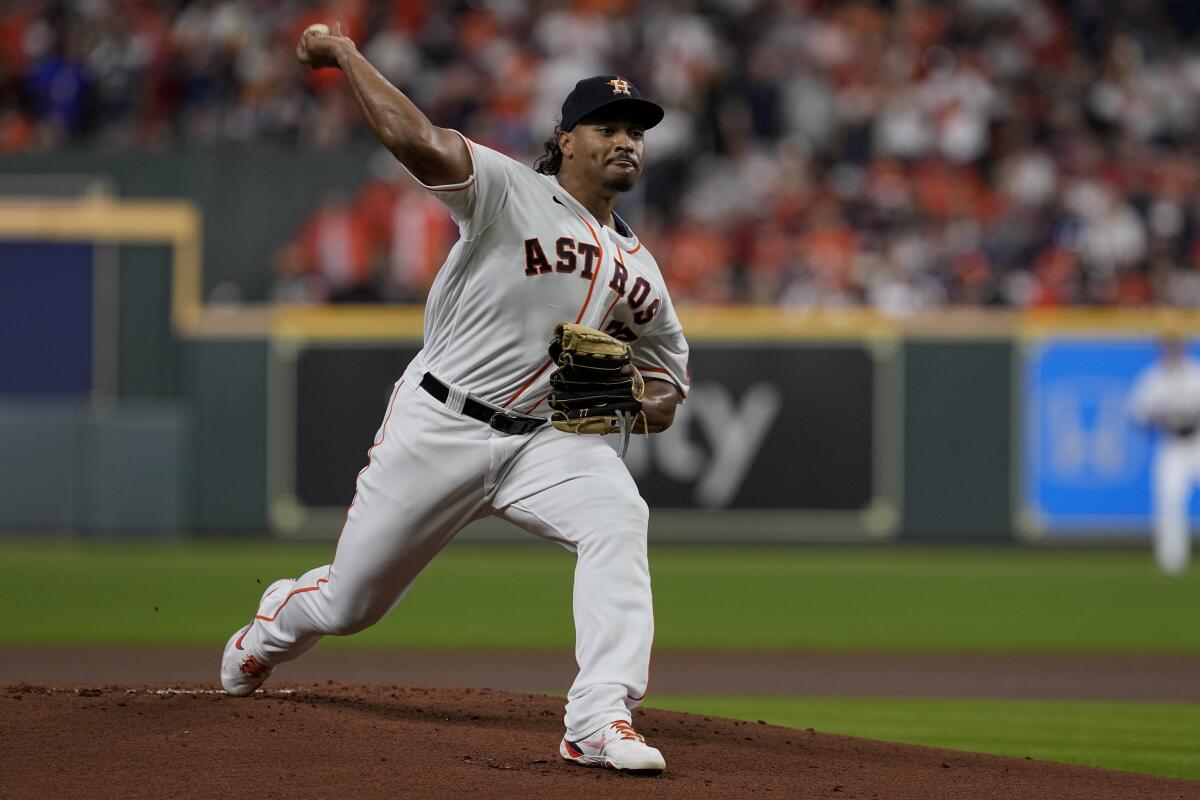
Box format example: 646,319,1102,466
7,0,1200,309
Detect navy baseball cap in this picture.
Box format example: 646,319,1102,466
560,75,664,131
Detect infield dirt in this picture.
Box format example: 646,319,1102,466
4,683,1198,799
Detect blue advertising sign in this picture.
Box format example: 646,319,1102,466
1023,339,1200,535
0,241,94,395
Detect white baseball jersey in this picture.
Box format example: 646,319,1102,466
408,131,690,412
1130,356,1200,435
226,128,688,742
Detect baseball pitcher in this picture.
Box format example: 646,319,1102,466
219,23,689,776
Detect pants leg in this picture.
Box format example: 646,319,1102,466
491,430,653,740
1153,445,1190,577
238,379,493,665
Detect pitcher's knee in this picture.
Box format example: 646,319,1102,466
589,496,650,550
604,494,648,532
630,495,649,527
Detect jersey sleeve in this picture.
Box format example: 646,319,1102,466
400,131,514,238
632,293,691,399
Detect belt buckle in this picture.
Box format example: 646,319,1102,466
490,411,540,435
489,411,517,434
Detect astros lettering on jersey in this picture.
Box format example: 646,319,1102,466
413,131,689,412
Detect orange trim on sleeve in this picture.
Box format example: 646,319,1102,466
425,137,476,192
427,176,476,193
625,242,642,255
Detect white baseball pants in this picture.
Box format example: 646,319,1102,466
1151,437,1200,576
237,363,653,739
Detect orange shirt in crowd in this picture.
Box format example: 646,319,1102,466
354,179,457,297
799,222,858,290
299,198,374,295
1031,246,1079,307
660,223,734,303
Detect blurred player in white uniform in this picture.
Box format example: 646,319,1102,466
219,23,689,775
1130,335,1200,576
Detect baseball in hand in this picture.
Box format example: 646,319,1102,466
305,23,330,37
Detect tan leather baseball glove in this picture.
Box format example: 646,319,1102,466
546,323,645,453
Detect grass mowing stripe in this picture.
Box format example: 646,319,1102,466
646,696,1200,781
3,541,1200,651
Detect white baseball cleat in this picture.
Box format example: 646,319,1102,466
559,720,666,775
220,578,296,696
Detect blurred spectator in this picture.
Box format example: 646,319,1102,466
273,190,379,304
11,0,1200,309
355,154,458,301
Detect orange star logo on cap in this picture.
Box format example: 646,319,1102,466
607,76,633,96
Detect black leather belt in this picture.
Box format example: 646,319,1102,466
420,372,548,435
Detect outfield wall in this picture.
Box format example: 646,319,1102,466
2,191,1194,542
0,148,375,303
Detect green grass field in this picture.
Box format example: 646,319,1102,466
648,696,1200,781
2,540,1199,651
2,539,1197,780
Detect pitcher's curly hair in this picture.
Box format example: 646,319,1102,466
534,123,564,175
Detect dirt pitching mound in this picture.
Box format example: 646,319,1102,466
3,683,1196,799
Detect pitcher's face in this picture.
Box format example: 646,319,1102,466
560,118,646,193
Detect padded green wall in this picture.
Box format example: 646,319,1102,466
0,402,187,533
116,245,175,399
901,340,1014,540
181,340,269,532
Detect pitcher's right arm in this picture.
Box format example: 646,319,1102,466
297,24,470,187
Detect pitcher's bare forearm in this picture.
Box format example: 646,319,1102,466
334,47,469,185
638,379,680,434
297,26,469,186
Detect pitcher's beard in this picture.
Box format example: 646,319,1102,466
604,173,637,193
